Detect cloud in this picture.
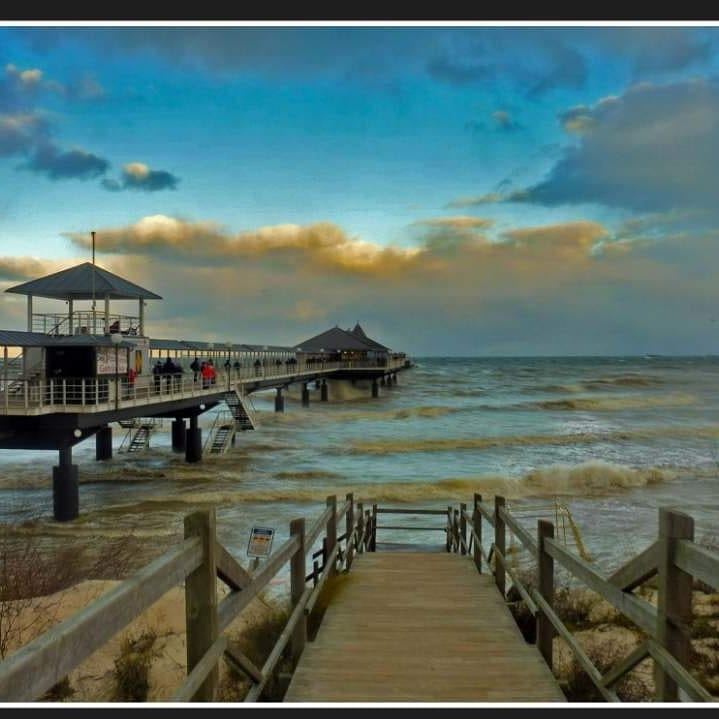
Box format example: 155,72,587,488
102,162,179,192
506,79,719,213
0,212,710,354
64,216,425,277
23,141,109,180
0,111,48,156
446,193,503,208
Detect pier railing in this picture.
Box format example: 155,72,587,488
0,493,371,703
459,494,719,703
0,356,408,416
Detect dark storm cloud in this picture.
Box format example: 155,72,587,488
101,162,179,192
506,79,719,213
23,141,109,180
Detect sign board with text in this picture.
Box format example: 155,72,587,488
247,526,275,558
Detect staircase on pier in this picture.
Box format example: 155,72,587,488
223,390,256,431
118,418,162,453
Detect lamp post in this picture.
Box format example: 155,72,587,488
110,332,122,409
226,341,233,390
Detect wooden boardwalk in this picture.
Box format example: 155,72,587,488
285,551,566,702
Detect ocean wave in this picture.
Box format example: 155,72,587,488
274,470,344,480
534,393,697,411
88,461,677,509
584,374,661,390
347,424,719,455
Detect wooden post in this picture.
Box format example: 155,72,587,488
537,519,554,668
357,503,364,555
345,492,354,570
371,504,377,552
184,510,218,701
473,493,482,573
326,495,337,575
453,509,459,554
290,518,307,664
655,508,694,702
495,496,506,597
460,502,467,556
446,506,452,552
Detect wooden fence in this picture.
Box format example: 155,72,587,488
1,493,716,703
451,494,719,703
0,492,375,703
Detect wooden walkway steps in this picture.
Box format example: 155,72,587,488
284,551,566,702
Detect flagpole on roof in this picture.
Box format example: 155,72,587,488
91,231,96,334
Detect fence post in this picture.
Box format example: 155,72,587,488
290,518,307,664
495,496,506,597
655,508,694,702
371,504,377,552
184,510,218,701
345,492,354,570
446,506,452,552
357,503,364,555
473,493,482,573
326,495,337,575
460,502,467,556
537,519,554,668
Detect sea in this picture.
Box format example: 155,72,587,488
1,356,718,589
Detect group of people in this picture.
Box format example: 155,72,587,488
190,357,218,388
153,357,184,393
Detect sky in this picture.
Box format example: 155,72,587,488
1,22,719,356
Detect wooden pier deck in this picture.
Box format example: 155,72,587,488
285,551,566,702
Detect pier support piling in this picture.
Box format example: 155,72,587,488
53,446,79,522
275,387,284,413
380,375,386,387
320,380,328,402
301,383,310,407
95,425,112,461
371,379,379,398
186,415,202,463
172,418,187,453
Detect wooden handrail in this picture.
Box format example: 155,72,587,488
674,539,719,591
305,505,333,552
544,537,656,636
498,505,538,558
173,635,228,702
493,546,538,616
244,587,313,703
0,536,202,702
218,535,301,633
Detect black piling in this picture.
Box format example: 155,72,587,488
172,418,187,453
275,387,285,413
320,379,328,402
371,379,379,398
186,415,202,463
95,425,112,461
301,383,310,407
53,446,79,521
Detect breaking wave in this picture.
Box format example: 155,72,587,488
534,393,696,411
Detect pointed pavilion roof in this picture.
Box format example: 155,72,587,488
296,324,390,353
5,262,162,301
350,322,389,351
295,326,376,353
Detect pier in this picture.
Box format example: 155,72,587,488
0,261,411,520
0,495,715,703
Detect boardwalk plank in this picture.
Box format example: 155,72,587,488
285,552,565,702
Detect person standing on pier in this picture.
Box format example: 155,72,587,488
190,356,200,382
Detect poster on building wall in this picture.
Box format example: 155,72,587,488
133,337,150,375
96,347,129,375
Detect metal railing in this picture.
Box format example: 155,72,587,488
0,357,408,416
